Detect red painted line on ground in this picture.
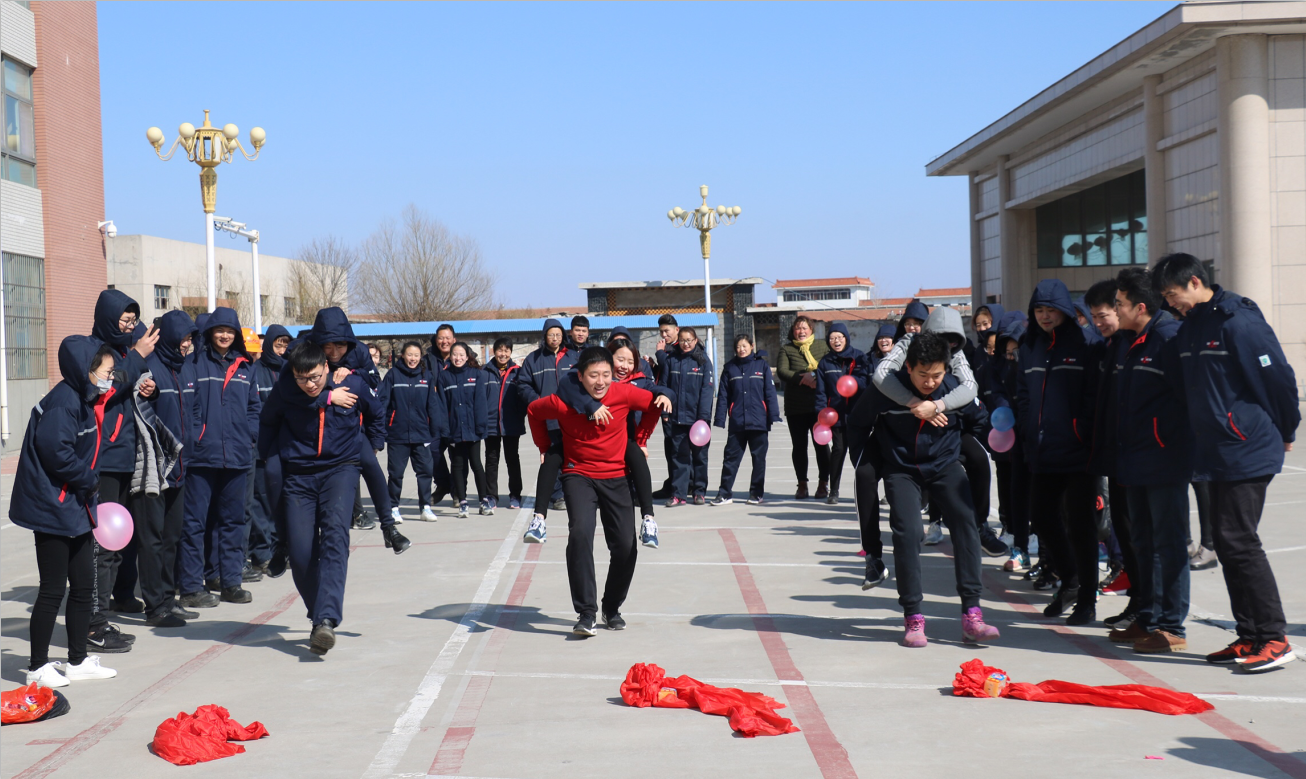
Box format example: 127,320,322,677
24,740,69,746
14,591,300,779
982,571,1306,779
428,543,542,776
719,529,858,779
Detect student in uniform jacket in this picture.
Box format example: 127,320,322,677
1016,279,1105,625
659,326,715,505
244,324,290,576
979,311,1033,572
436,342,491,516
970,303,1005,377
484,338,527,510
421,324,456,501
711,334,780,504
518,319,579,506
868,323,897,370
379,342,441,522
812,322,869,504
13,337,121,687
608,326,655,377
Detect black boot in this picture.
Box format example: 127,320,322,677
1043,586,1079,618
383,525,411,554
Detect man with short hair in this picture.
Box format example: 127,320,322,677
568,315,590,350
1154,253,1299,672
651,314,681,499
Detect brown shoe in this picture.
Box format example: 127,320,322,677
1134,630,1187,654
795,481,809,500
814,479,829,500
1108,621,1150,643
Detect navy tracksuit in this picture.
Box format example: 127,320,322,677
517,326,578,502
437,363,491,502
379,360,441,509
978,312,1032,551
659,344,715,499
485,360,527,503
260,368,384,627
246,323,289,566
712,353,780,500
177,307,261,594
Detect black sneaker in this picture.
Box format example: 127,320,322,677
652,485,673,500
87,624,132,653
603,613,626,631
267,546,288,579
309,619,337,656
550,499,567,512
862,557,889,591
1043,587,1079,618
573,615,598,637
102,623,136,643
242,563,264,583
825,490,839,506
692,494,706,506
145,611,187,628
204,578,222,592
1023,560,1045,582
170,603,200,620
352,511,377,530
220,587,253,604
383,525,411,554
979,528,1010,557
1104,609,1138,629
1065,605,1096,626
1032,568,1060,591
111,597,145,613
179,590,220,608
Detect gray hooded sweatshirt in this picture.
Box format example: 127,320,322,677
872,306,978,411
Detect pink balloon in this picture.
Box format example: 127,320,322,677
817,407,839,427
987,427,1016,453
812,424,833,446
93,502,134,551
689,420,712,448
836,375,859,399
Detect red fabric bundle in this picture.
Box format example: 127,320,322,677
620,663,800,737
151,704,269,765
952,659,1214,716
1,684,58,724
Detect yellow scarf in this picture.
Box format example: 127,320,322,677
794,334,818,372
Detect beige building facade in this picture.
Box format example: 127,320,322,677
929,1,1305,395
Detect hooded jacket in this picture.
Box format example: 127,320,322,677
1112,311,1194,485
869,323,897,368
557,369,673,446
422,337,451,383
846,370,990,479
144,310,196,488
306,307,380,390
873,307,978,412
812,323,868,428
659,340,715,426
179,307,261,471
1015,279,1104,474
971,303,1006,375
378,359,441,445
89,290,148,474
1171,286,1300,481
714,351,781,432
517,319,578,431
893,299,930,342
10,336,108,536
609,326,655,377
485,359,528,437
978,313,1028,464
258,368,384,474
253,324,291,405
436,362,489,442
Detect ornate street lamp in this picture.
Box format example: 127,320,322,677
146,110,266,312
667,185,741,365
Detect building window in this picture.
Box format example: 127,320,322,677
2,58,36,188
1037,169,1147,268
2,252,46,379
259,295,269,317
154,285,171,310
225,290,240,310
284,297,296,319
782,288,851,303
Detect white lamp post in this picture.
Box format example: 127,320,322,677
214,217,262,333
667,185,741,366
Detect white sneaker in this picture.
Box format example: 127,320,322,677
923,521,943,546
640,516,659,549
421,506,438,522
61,655,116,681
709,496,733,506
391,507,403,525
523,514,547,543
26,661,69,688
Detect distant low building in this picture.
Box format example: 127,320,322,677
772,277,875,309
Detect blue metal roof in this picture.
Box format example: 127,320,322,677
270,313,719,338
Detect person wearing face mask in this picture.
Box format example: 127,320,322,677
436,342,491,518
660,326,715,507
711,333,780,506
812,323,869,505
380,342,441,523
519,319,579,537
13,338,124,688
776,316,830,499
483,338,527,511
244,324,292,578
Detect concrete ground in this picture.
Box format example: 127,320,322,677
2,428,1304,779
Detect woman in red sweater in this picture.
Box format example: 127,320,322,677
528,346,667,637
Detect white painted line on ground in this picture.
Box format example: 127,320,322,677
362,502,532,779
1196,695,1306,704
1267,544,1306,555
527,560,832,568
451,668,941,692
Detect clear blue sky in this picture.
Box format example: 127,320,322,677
99,1,1176,308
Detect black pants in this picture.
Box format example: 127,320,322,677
928,434,990,531
828,427,849,493
884,464,983,616
659,419,676,494
561,473,638,619
137,485,185,617
432,440,452,501
1190,481,1213,549
1031,471,1098,609
854,455,884,558
485,435,522,503
284,464,357,626
245,461,275,565
995,456,1031,550
388,441,435,508
786,412,829,483
1210,476,1286,642
450,441,488,502
1107,478,1140,610
92,471,135,628
668,423,709,499
626,439,655,518
351,443,394,527
717,429,768,500
31,531,94,669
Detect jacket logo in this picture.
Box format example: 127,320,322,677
1140,356,1153,364
1206,341,1220,349
1062,358,1077,364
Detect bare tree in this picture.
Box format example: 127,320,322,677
354,205,498,322
289,236,356,324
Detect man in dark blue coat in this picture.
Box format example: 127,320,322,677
518,319,579,508
1016,278,1104,625
244,324,290,576
659,326,715,505
484,337,527,509
422,323,456,502
711,336,780,503
1155,253,1300,672
651,314,682,499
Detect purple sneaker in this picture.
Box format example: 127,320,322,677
902,614,927,648
962,607,1000,643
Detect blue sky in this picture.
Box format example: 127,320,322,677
99,1,1176,308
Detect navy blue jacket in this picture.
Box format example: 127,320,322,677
179,307,261,470
847,371,990,478
869,323,897,369
659,343,715,425
971,303,1006,376
485,360,528,437
258,370,384,474
813,325,869,428
894,299,930,342
1112,312,1194,485
89,290,148,474
1016,280,1104,474
9,336,106,536
977,312,1026,463
253,324,290,405
437,363,489,442
144,310,195,487
1172,286,1300,481
306,308,381,390
517,322,579,431
713,352,781,432
1088,329,1128,479
378,360,440,444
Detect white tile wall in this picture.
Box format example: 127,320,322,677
979,177,998,213
1009,108,1145,204
1164,130,1220,265
1163,71,1218,138
0,1,37,67
0,179,46,258
979,215,1000,298
1270,34,1306,364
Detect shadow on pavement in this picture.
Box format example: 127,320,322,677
411,602,573,636
1167,736,1299,778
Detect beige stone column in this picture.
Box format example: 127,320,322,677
1216,34,1272,319
969,172,984,302
997,155,1022,307
1142,74,1168,264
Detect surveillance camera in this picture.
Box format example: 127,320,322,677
98,220,117,238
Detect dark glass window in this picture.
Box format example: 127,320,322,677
1037,169,1147,268
3,252,46,379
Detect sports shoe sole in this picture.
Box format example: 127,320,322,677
641,538,659,549
861,569,889,591
309,627,336,656
573,623,598,637
85,640,132,654
1238,649,1297,673
523,533,545,544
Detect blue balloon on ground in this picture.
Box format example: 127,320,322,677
991,406,1015,432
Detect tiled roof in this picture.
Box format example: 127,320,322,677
915,287,971,297
773,277,874,289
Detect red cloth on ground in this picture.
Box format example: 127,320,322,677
952,659,1214,716
151,704,269,765
620,663,800,737
1,684,57,724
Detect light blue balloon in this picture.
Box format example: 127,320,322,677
991,406,1015,432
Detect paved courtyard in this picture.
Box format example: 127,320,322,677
2,429,1304,778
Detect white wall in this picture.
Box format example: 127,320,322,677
1269,34,1306,397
